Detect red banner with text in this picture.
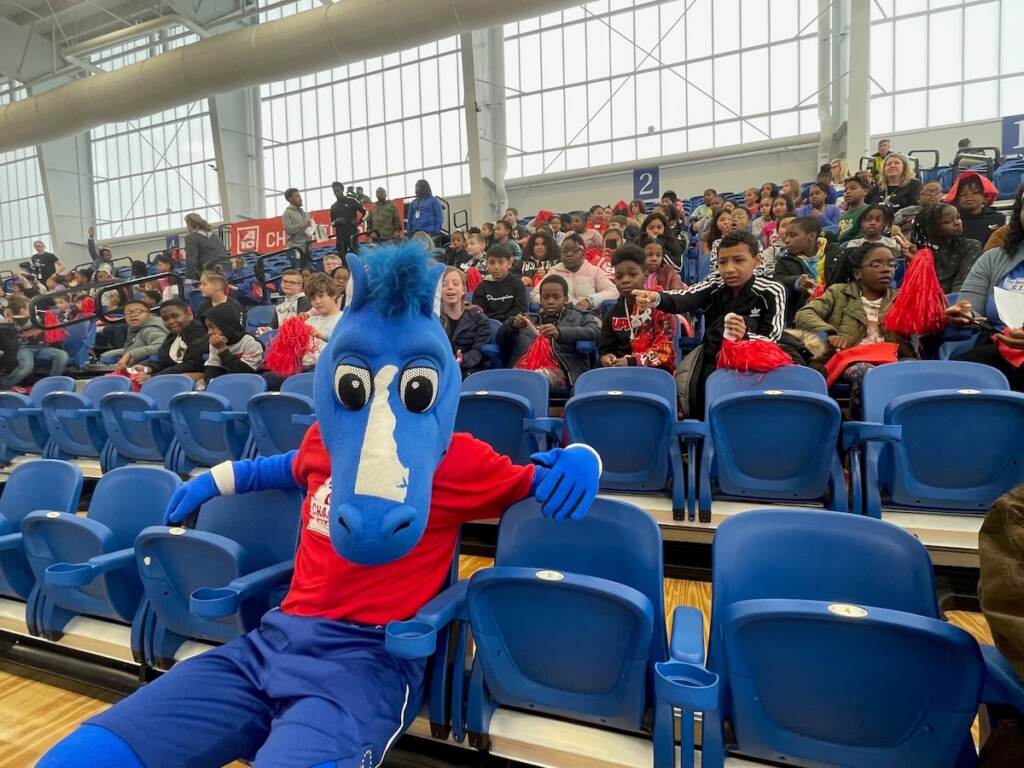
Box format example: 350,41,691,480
229,200,405,255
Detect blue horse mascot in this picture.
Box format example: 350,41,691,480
41,242,601,768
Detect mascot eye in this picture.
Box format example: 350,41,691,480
399,366,438,413
334,364,373,410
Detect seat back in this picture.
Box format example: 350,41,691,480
0,460,83,600
244,305,275,335
565,368,677,492
136,490,302,648
884,389,1024,512
468,498,665,730
861,360,1008,422
247,392,314,456
206,373,266,411
30,376,76,405
456,370,550,463
43,377,132,458
0,377,75,457
704,369,841,504
100,376,194,463
62,321,96,369
281,372,315,399
721,598,984,767
22,467,180,623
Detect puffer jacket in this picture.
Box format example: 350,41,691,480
794,281,914,358
109,315,169,364
498,307,600,386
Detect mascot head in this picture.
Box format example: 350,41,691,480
313,243,459,565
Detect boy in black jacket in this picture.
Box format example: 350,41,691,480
142,298,209,380
472,244,527,323
633,231,800,417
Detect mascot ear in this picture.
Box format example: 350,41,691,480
425,261,445,318
346,253,366,312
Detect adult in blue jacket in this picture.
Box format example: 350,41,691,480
406,179,444,239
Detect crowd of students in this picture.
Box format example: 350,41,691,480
2,138,1020,417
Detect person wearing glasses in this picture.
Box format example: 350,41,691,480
265,268,312,333
99,298,169,370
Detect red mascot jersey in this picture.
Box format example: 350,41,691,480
280,423,535,624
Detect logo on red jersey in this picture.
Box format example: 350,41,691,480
308,478,331,537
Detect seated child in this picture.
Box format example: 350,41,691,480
633,231,800,417
472,244,527,323
839,204,898,253
440,267,491,377
444,230,470,269
599,244,677,372
300,273,343,369
794,242,913,413
203,302,263,382
135,298,209,381
641,237,684,291
498,275,599,390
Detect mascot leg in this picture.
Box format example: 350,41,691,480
38,725,143,767
38,634,274,768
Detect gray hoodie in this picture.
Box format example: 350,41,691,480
109,315,169,364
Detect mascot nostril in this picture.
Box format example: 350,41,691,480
42,240,601,768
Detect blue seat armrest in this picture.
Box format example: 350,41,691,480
0,532,22,551
0,409,18,418
44,547,136,588
200,410,249,424
842,421,902,451
386,580,470,659
675,419,707,440
123,409,169,423
981,643,1024,712
56,408,100,420
190,560,295,619
523,416,564,443
291,414,315,427
669,605,705,665
6,407,42,417
654,660,720,712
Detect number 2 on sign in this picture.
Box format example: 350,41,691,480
638,172,655,197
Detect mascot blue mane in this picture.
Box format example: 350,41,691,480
312,243,458,565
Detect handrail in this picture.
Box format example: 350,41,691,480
254,247,302,295
26,273,187,330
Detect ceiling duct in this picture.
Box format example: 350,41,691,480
0,0,573,153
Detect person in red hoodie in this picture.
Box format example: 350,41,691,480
946,171,1005,248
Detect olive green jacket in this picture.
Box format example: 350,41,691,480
794,281,914,359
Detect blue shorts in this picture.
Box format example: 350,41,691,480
90,610,426,768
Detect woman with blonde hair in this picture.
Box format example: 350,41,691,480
183,212,230,280
781,178,803,207
878,153,921,211
829,158,850,205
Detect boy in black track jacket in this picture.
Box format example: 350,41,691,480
633,230,803,417
472,244,528,323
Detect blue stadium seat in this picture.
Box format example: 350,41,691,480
481,319,502,370
62,321,96,369
244,304,275,335
98,374,195,471
167,373,266,473
455,370,562,464
134,489,302,668
680,367,845,521
994,156,1024,200
20,467,181,652
0,376,75,461
247,373,315,456
0,461,83,637
844,361,1024,517
670,508,1024,768
387,498,702,768
41,376,132,460
565,368,685,518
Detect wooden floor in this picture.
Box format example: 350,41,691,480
0,556,995,767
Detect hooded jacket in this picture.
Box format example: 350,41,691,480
794,281,914,358
946,172,1005,248
151,320,209,375
444,304,492,376
204,302,263,377
112,315,169,364
499,307,600,385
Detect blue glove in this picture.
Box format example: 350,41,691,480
163,472,219,525
530,444,602,521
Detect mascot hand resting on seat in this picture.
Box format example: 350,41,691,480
41,243,601,768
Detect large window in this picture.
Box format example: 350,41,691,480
0,81,50,263
870,0,1024,134
259,0,469,216
90,28,220,239
502,0,822,179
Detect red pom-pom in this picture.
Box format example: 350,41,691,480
883,246,947,336
716,338,793,373
265,316,315,377
514,334,558,373
466,266,483,292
